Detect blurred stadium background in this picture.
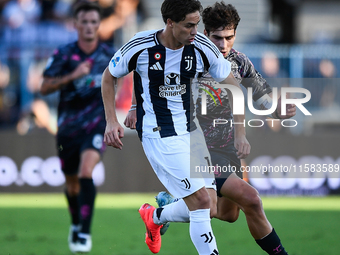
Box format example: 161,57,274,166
0,0,340,254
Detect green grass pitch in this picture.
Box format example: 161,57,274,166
1,194,340,255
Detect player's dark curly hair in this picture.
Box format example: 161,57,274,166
161,0,202,24
73,1,102,19
202,1,240,35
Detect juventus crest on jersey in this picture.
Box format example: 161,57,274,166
108,30,231,140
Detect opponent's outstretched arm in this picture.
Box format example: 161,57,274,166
221,72,251,159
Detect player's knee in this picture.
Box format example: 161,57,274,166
78,166,93,178
244,192,263,213
199,196,211,209
65,177,80,196
195,193,211,209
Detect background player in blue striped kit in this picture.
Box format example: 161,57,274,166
40,1,114,253
101,0,249,253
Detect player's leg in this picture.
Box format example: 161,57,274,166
175,136,219,255
58,136,81,253
210,146,242,223
212,144,288,254
220,173,272,238
154,148,236,227
75,130,105,253
184,187,219,255
76,149,100,252
64,174,81,253
141,132,219,254
154,131,218,236
64,174,81,224
155,184,216,236
154,187,235,230
220,174,288,254
154,186,219,254
150,134,218,220
215,194,240,223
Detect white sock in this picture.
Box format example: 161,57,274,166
153,198,189,224
189,209,219,255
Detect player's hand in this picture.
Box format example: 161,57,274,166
276,97,296,119
71,61,92,80
234,134,251,159
104,121,124,149
124,109,137,129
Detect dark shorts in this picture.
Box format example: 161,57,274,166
57,128,106,175
209,145,242,197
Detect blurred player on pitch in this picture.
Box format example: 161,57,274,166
40,1,114,253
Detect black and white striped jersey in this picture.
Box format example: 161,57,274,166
108,30,231,139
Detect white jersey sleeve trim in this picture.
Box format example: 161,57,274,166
108,30,158,78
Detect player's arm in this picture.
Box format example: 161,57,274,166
247,81,296,120
195,36,250,158
124,85,137,129
41,75,73,95
221,72,251,159
103,34,140,144
41,60,92,95
239,54,296,119
271,93,296,119
249,88,296,120
101,67,124,149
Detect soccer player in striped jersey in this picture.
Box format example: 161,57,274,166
143,2,295,255
101,0,249,254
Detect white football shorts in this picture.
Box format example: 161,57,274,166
142,128,216,198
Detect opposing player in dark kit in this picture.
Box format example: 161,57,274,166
41,1,114,253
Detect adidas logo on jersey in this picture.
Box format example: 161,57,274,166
150,62,163,70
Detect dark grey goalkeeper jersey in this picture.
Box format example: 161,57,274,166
197,48,272,149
